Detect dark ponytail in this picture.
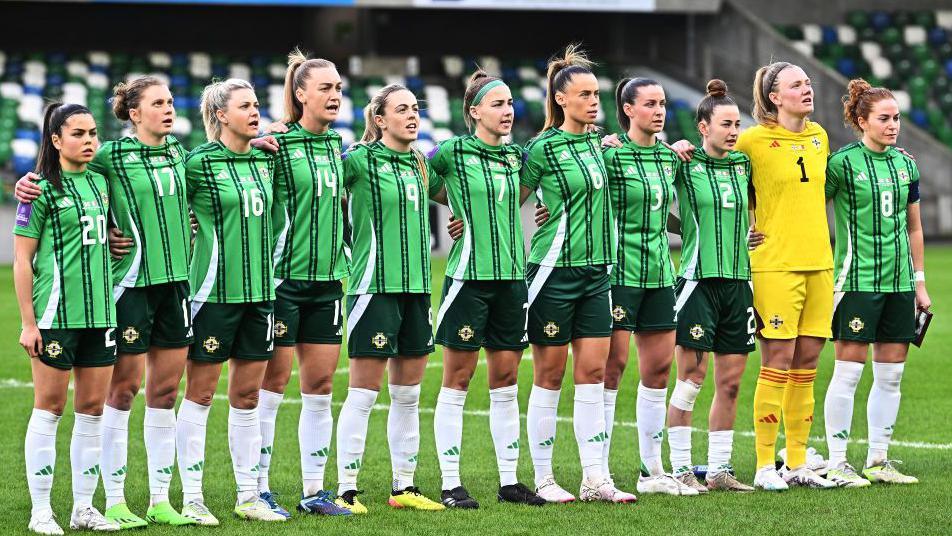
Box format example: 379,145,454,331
614,77,660,132
542,44,595,132
36,102,93,192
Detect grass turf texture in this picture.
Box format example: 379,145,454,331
1,249,951,535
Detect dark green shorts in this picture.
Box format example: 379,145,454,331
435,277,529,351
38,328,117,370
611,285,677,332
115,281,193,354
346,293,433,358
274,279,344,346
526,263,611,346
675,278,756,354
189,301,275,362
832,291,916,343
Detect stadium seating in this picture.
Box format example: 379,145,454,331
0,50,705,180
779,9,952,149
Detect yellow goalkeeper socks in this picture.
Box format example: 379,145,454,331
782,369,817,469
754,367,788,469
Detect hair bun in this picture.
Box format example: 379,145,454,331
706,79,728,98
847,78,871,100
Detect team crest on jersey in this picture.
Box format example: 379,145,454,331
812,137,822,150
506,153,521,169
849,317,865,333
45,341,63,358
458,325,474,342
122,327,139,344
663,165,673,176
612,305,626,322
735,165,746,176
203,336,220,354
690,325,705,340
258,168,270,178
274,321,288,338
372,332,388,349
100,193,109,208
169,147,179,159
543,321,560,338
769,314,784,329
898,169,910,183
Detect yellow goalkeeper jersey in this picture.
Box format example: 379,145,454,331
736,121,833,272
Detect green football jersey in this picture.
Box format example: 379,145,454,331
429,135,526,280
271,123,349,282
91,136,191,288
343,141,443,295
14,170,115,329
676,150,752,281
826,142,918,293
520,128,614,268
186,142,275,304
603,135,679,288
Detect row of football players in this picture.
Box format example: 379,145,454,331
13,44,929,533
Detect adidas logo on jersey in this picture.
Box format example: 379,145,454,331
466,156,479,166
58,197,74,208
292,149,305,160
559,150,571,161
216,170,230,180
625,165,638,176
692,164,703,173
125,152,140,163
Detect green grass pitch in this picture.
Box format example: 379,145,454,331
1,248,951,535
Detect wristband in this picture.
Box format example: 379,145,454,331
914,271,925,282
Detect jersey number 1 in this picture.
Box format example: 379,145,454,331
796,157,808,183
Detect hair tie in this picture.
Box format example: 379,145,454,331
472,80,506,106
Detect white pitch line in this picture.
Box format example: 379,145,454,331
1,376,949,451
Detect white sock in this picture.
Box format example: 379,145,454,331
71,413,103,509
637,382,667,476
388,384,421,491
144,407,177,505
300,393,333,497
177,399,210,504
336,388,378,494
668,426,693,474
434,387,467,490
26,409,60,515
528,385,560,486
101,405,130,508
489,385,520,487
228,406,261,504
601,388,618,478
867,362,904,467
574,383,606,482
707,430,734,474
824,360,864,468
256,389,283,493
